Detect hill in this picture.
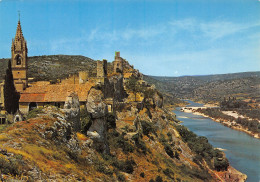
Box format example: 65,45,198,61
144,72,260,103
0,55,97,82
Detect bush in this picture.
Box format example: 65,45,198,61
115,134,134,153
141,120,157,136
117,172,126,181
26,108,43,119
164,143,174,158
163,168,174,179
132,133,149,154
214,158,229,171
80,110,92,133
107,113,116,129
108,130,134,153
176,125,222,168
155,176,163,182
112,159,135,174
0,154,23,175
95,160,113,175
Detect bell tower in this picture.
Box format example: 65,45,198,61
11,19,28,92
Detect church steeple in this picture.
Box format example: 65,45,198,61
11,19,28,92
12,20,27,53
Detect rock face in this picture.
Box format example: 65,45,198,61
86,88,109,153
153,92,163,108
63,92,81,132
42,106,81,156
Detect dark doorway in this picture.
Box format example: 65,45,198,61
54,102,61,108
29,102,37,111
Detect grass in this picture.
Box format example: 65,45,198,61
0,124,10,132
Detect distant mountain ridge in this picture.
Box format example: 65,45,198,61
145,71,260,103
150,71,260,82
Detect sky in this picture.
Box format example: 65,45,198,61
0,0,259,76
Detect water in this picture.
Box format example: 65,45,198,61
174,100,260,182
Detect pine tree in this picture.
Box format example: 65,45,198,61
4,60,20,114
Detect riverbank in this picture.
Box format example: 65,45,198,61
181,107,260,139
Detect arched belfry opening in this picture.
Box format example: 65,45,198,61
29,102,37,111
16,55,22,65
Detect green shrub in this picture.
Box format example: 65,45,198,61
112,159,135,174
176,125,226,169
132,134,149,154
115,134,134,153
141,120,156,136
164,143,174,158
0,155,23,175
107,113,116,129
26,108,43,119
117,172,126,181
163,168,174,179
155,175,163,182
159,134,167,144
95,160,113,175
214,158,229,171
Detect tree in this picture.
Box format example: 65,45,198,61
4,60,20,114
125,76,141,101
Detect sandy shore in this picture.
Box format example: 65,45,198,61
181,107,260,139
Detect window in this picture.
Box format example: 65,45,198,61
16,55,22,65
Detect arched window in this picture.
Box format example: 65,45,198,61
16,55,22,65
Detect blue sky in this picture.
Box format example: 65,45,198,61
0,0,259,76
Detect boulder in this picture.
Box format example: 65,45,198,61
86,89,107,119
63,92,81,131
86,88,109,153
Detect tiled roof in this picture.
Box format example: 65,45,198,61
20,93,45,102
19,82,94,103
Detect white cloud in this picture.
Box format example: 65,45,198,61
169,18,260,41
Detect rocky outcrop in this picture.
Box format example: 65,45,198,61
63,92,81,132
153,91,163,108
86,88,109,153
42,106,81,155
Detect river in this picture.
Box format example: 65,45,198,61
173,100,260,182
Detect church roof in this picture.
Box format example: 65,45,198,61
20,93,45,102
19,82,94,103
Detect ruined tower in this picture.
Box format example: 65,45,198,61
96,59,108,84
11,20,28,92
113,52,123,73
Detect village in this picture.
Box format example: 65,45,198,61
0,20,151,124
